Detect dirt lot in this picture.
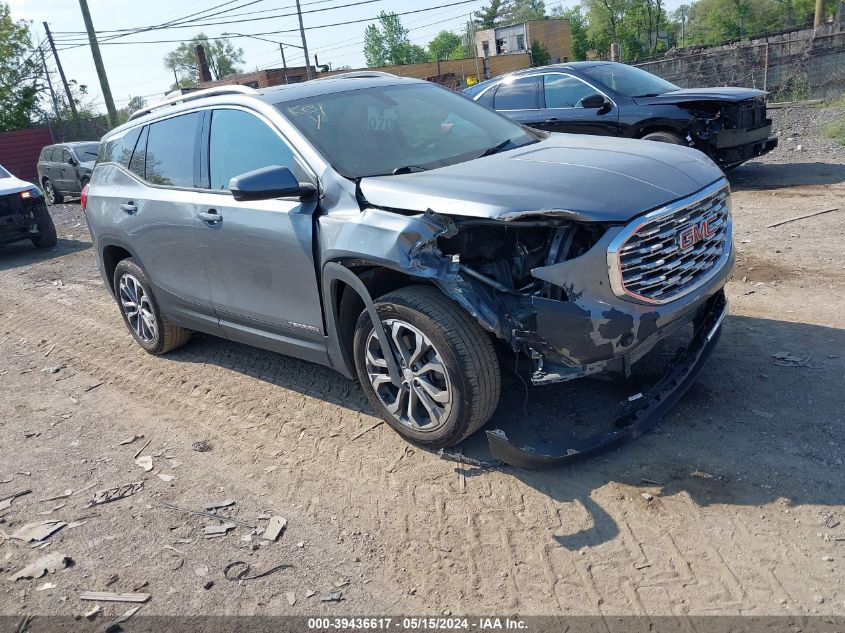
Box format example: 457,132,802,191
1,106,843,620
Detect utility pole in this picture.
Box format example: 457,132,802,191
43,22,79,123
77,0,118,128
469,14,481,82
39,46,61,121
279,43,289,84
295,0,313,81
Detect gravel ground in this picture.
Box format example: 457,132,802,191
0,106,843,621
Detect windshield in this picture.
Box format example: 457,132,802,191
0,165,10,178
74,143,100,161
277,83,538,178
581,64,679,98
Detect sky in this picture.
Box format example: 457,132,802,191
7,0,681,115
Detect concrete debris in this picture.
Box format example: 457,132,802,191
9,551,70,581
157,474,175,482
203,523,237,538
135,456,153,472
42,364,65,374
88,482,144,507
286,591,296,606
641,492,654,502
79,591,151,603
83,605,101,620
114,605,142,624
37,582,56,591
11,520,67,542
321,591,343,602
305,590,315,598
261,516,287,542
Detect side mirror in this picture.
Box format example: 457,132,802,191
229,165,316,202
580,93,609,109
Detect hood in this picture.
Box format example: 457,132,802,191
0,173,37,196
634,87,766,105
359,134,724,223
81,160,95,170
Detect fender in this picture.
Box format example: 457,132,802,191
321,261,402,385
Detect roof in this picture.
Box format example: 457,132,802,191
45,140,100,147
254,73,423,105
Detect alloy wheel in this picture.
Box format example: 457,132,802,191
365,319,453,432
118,273,158,343
44,181,55,205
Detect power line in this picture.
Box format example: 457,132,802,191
55,0,482,48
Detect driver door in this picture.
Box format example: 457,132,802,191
537,73,620,136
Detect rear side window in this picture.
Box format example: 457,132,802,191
208,109,305,191
49,148,61,162
129,127,148,179
494,76,540,110
98,127,141,167
476,86,496,108
39,148,51,161
145,113,201,187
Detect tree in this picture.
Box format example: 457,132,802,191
163,33,244,86
126,95,146,116
552,6,591,59
501,0,547,23
0,3,41,132
364,11,429,67
474,0,503,28
428,30,463,61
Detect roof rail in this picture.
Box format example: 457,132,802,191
315,70,398,81
128,85,259,121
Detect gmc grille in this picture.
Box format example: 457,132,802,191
608,180,732,304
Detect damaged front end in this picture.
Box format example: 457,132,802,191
684,97,778,166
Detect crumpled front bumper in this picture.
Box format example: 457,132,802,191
487,290,728,469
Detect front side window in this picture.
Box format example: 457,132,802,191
208,109,305,191
278,83,537,179
581,64,679,98
144,113,201,187
129,127,148,178
494,76,540,110
62,149,73,164
543,74,601,108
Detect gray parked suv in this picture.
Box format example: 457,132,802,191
37,141,99,205
84,74,733,467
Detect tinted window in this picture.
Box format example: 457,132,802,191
129,127,148,179
493,76,540,110
39,148,50,161
74,143,100,161
476,85,496,108
279,83,537,179
209,109,305,191
581,64,679,98
543,74,600,108
62,149,72,164
49,148,61,162
145,113,201,187
98,127,141,167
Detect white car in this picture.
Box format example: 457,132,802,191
0,164,56,248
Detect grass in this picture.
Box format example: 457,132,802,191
822,116,845,145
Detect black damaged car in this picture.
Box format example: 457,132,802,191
465,61,777,169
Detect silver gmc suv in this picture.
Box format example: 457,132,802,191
83,73,734,468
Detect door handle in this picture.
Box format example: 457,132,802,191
197,210,223,224
120,202,137,214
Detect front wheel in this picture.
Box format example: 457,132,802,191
30,203,57,248
43,178,63,205
353,286,501,448
641,130,684,145
113,258,191,355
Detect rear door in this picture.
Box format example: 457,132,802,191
58,148,78,192
193,107,325,361
119,111,220,334
491,75,541,126
537,73,620,135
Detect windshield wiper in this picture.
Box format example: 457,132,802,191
477,138,515,159
392,165,428,175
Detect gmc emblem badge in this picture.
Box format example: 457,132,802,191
678,220,713,250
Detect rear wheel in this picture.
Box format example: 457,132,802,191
641,130,685,145
43,178,63,205
30,203,57,248
353,286,501,448
113,258,191,355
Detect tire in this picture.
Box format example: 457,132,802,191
30,203,57,248
641,130,685,145
43,178,63,205
353,285,501,448
113,258,191,355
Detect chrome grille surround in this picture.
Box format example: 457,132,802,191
607,179,732,305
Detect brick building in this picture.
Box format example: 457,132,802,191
196,65,314,90
475,18,572,63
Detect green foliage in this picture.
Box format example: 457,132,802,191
822,108,845,145
474,0,503,28
364,11,429,67
428,30,463,61
0,3,41,132
551,6,592,60
530,40,551,66
163,33,244,86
